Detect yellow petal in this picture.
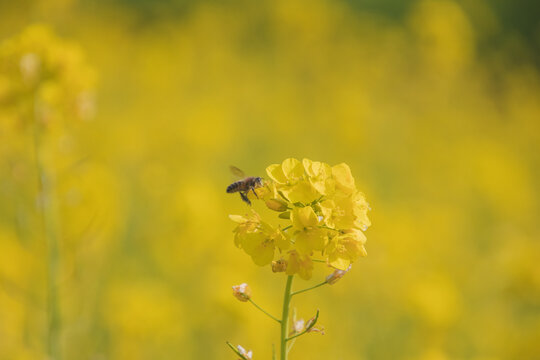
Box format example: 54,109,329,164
250,242,275,266
304,159,334,196
345,228,367,244
281,158,304,181
332,163,356,194
329,257,351,271
295,229,326,254
274,229,290,250
302,158,314,175
325,235,355,270
342,237,366,261
239,232,275,266
266,163,287,184
319,200,336,227
286,251,313,280
291,206,319,229
283,182,319,204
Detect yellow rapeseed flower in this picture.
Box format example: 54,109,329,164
290,207,327,254
229,158,371,279
230,211,289,266
286,250,313,280
326,229,367,270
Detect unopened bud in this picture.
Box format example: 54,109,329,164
266,198,289,212
232,283,252,302
292,319,305,334
326,265,352,285
305,312,325,334
272,258,288,273
236,345,253,360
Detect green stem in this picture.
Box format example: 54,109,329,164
248,298,281,323
280,275,294,360
291,281,327,297
32,99,61,360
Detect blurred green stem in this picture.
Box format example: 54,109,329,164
32,100,61,360
280,275,294,360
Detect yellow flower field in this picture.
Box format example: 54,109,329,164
0,0,539,359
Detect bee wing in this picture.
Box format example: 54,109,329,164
229,165,246,179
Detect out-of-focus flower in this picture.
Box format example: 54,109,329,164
326,265,352,285
232,283,252,302
76,91,96,121
19,52,41,84
229,158,371,279
0,24,96,131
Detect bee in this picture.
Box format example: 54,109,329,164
227,166,264,205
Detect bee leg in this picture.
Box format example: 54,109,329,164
251,188,259,199
240,191,251,205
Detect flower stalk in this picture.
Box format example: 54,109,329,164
291,281,327,297
280,275,294,360
32,100,61,360
248,298,281,323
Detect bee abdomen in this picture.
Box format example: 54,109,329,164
227,182,240,193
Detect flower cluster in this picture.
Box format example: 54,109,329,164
0,24,95,130
0,24,96,181
230,158,371,280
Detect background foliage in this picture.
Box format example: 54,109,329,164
0,0,539,359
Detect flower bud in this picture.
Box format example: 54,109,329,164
305,312,325,334
271,258,288,273
265,198,289,212
232,283,252,302
292,319,305,334
236,345,253,360
326,265,352,285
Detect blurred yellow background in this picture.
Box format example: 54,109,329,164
1,0,539,359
